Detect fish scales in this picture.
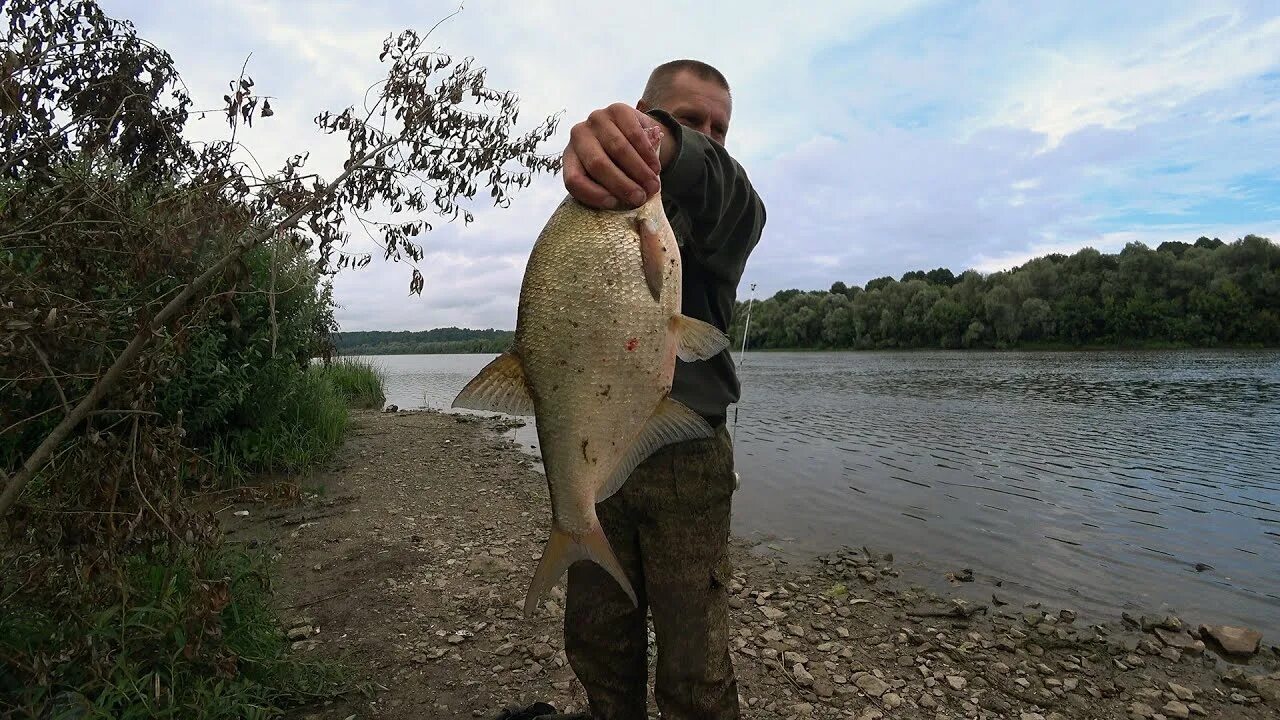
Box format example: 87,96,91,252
453,129,729,617
517,199,681,539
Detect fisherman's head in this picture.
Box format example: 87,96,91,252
637,59,732,146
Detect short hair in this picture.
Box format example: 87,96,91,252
641,59,731,107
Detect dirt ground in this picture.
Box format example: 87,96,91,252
217,409,1280,720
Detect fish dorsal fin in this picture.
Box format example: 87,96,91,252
450,350,535,416
672,314,730,362
597,396,715,503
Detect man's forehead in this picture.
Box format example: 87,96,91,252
667,71,729,99
664,72,731,113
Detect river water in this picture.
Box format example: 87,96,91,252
354,349,1280,638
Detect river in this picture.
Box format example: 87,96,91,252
351,349,1280,639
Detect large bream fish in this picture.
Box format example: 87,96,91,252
452,145,728,617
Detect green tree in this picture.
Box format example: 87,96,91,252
727,235,1277,351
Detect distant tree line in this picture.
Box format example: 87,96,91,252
727,235,1279,350
334,235,1278,354
333,327,513,355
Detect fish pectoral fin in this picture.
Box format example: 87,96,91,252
450,350,535,416
637,213,665,302
524,525,636,618
597,395,715,503
672,314,730,362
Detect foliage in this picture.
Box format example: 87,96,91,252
729,237,1280,350
1,1,554,715
1,0,561,516
333,327,513,354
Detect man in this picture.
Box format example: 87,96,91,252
504,59,765,720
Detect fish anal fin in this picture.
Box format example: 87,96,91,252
450,350,535,416
597,396,714,503
524,524,636,618
671,314,730,362
637,215,665,302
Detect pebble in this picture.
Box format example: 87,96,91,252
1128,701,1155,719
946,675,967,691
1161,700,1190,719
1167,682,1194,701
1199,624,1262,656
760,606,787,621
855,673,890,697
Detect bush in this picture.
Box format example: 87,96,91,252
2,2,546,717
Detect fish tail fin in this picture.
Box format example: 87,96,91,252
523,524,637,618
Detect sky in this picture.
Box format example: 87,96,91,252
104,0,1280,332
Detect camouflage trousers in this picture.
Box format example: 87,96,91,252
564,424,739,720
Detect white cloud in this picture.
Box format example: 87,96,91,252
100,0,1280,329
990,9,1280,146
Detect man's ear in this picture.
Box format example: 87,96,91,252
636,99,651,113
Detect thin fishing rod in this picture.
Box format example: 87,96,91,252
731,283,756,488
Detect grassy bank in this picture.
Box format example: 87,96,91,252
2,544,347,719
1,364,383,718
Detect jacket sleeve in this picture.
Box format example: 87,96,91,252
646,109,766,284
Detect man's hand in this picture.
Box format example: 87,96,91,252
563,103,674,210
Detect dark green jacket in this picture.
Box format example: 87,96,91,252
647,109,766,426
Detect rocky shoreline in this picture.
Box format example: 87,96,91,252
218,409,1278,719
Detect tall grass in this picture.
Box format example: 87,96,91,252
1,544,349,719
319,358,387,410
210,367,355,482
